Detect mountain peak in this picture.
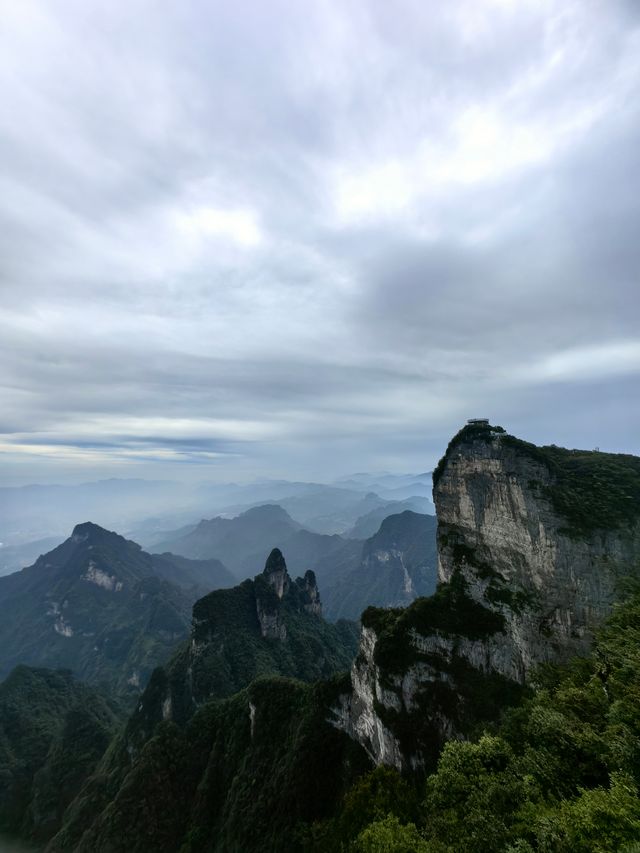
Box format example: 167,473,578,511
71,521,118,544
263,547,286,575
263,548,289,600
70,521,141,552
71,520,106,538
242,504,294,522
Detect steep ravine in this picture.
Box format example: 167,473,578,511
335,424,640,771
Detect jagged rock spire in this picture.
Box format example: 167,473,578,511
263,548,289,599
264,548,286,575
302,570,321,616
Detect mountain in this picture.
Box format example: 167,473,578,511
34,426,640,851
333,472,435,504
0,523,233,700
337,423,640,771
153,504,303,574
46,550,362,851
127,548,359,731
49,676,370,853
150,552,234,592
48,587,640,853
150,503,439,619
322,511,438,621
345,497,434,539
153,504,357,579
273,489,391,534
0,666,123,845
1,475,434,559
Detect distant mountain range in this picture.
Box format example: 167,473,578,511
151,504,438,620
153,504,350,578
0,474,434,552
0,507,436,707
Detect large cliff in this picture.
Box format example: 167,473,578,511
336,424,640,771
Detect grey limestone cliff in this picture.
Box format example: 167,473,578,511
334,424,640,771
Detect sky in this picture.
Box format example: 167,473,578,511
1,0,639,485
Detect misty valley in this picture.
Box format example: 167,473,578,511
0,423,639,851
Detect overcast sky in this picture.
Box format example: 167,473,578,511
1,0,639,485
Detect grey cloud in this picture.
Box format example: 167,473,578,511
0,0,638,484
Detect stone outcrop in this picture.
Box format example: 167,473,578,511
255,550,323,635
262,548,290,599
334,423,640,771
131,548,352,738
435,425,640,678
297,569,322,616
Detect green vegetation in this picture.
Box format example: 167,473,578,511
47,561,360,850
45,581,640,852
447,538,536,613
432,423,506,487
157,566,359,727
502,434,640,536
0,523,197,704
0,666,123,845
432,422,640,537
52,676,371,853
324,512,438,622
363,571,505,677
328,587,640,852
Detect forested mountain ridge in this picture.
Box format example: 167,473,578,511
45,549,361,851
125,548,359,737
0,522,233,700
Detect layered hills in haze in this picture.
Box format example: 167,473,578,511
153,503,438,619
320,510,438,621
0,474,433,555
35,425,640,853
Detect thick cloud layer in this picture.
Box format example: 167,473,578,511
1,0,639,484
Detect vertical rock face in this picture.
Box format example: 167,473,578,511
335,424,640,771
323,511,438,622
263,548,290,599
257,548,290,637
298,569,322,616
436,425,640,680
332,625,405,770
